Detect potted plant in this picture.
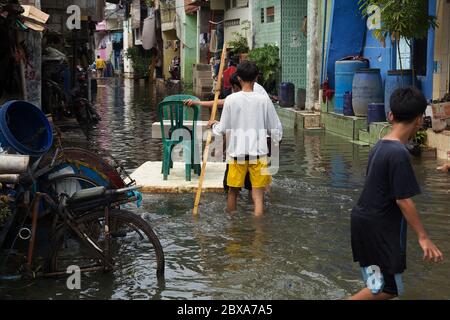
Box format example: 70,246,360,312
409,129,437,158
228,20,251,63
359,0,437,72
358,0,438,115
248,44,280,94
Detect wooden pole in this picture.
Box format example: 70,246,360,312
193,44,227,215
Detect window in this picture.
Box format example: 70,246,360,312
227,0,248,9
397,38,411,70
266,6,275,23
224,19,240,28
261,8,265,23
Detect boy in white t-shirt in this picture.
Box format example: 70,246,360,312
209,61,283,216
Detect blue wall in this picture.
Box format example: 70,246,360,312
421,0,436,100
363,28,395,86
325,0,366,88
326,0,437,100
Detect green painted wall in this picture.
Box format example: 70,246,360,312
182,14,198,86
281,0,308,91
252,0,281,48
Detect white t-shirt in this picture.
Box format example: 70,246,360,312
254,82,270,99
212,91,283,158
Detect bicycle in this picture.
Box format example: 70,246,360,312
44,184,164,278
1,182,165,280
1,142,164,281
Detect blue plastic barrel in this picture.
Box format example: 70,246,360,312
367,103,386,130
335,60,369,114
352,68,383,117
0,101,53,157
279,82,295,108
384,70,413,118
343,92,354,116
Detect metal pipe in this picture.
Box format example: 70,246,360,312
0,155,29,174
0,175,20,183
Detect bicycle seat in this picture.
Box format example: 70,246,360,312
67,186,106,205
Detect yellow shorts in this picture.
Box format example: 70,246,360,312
227,157,272,189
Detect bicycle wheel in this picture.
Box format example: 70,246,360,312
45,209,165,280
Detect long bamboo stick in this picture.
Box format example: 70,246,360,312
193,44,228,215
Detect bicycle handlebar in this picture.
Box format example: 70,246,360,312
108,185,142,195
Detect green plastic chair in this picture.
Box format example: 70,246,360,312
158,95,202,181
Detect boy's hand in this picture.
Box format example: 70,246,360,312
208,120,219,128
419,237,444,263
184,99,198,107
437,164,450,172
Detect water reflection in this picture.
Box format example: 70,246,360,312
1,78,448,300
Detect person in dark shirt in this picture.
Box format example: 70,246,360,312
350,87,444,300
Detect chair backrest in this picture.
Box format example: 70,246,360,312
158,95,200,143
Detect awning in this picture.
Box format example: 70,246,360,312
20,5,49,32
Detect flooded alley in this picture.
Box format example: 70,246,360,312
1,79,449,300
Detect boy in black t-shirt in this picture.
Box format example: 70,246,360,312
350,87,444,300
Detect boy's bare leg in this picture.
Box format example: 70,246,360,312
227,188,239,213
349,288,396,300
252,188,265,216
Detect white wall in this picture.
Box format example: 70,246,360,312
433,1,450,100
224,4,252,49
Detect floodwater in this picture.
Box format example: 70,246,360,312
1,78,449,300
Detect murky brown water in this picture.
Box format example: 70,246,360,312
1,78,449,299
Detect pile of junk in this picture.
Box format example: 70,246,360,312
0,100,137,279
0,0,100,136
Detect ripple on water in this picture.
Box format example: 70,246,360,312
2,78,448,300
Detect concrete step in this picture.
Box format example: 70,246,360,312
193,71,213,79
131,161,226,193
193,64,211,72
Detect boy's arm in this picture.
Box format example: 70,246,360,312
184,99,225,109
397,198,444,262
266,99,283,143
211,100,231,136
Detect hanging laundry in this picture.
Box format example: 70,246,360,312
209,29,218,53
142,15,156,50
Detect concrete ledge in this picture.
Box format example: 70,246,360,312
276,106,297,129
275,106,322,130
359,129,370,144
321,112,367,140
369,122,392,145
426,129,450,160
131,161,226,193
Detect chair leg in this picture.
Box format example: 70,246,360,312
161,147,166,175
163,147,171,180
195,164,201,176
185,163,191,181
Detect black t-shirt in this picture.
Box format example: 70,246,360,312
351,140,421,274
